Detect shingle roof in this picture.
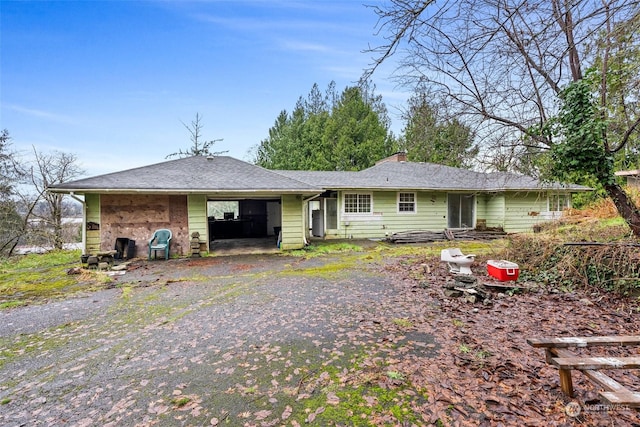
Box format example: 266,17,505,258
50,155,589,194
50,156,322,193
276,161,588,191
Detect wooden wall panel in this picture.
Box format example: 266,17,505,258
100,194,189,256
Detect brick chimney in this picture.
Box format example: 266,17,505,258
376,152,407,165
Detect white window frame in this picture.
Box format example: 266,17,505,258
343,192,373,215
397,192,417,214
548,194,571,212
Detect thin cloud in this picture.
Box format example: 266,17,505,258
279,40,332,53
4,104,77,125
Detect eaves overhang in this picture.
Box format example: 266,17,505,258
47,187,323,196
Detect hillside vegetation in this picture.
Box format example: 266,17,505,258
503,194,640,295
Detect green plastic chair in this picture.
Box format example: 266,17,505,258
148,229,172,260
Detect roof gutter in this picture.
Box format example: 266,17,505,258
48,188,323,195
300,193,324,246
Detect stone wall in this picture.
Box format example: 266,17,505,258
100,194,189,257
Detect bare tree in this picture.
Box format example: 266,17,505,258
31,148,83,249
166,113,227,158
365,0,640,235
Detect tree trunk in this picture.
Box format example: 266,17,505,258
604,183,640,238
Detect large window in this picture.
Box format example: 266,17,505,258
344,193,372,214
549,194,571,212
398,192,416,213
447,193,475,228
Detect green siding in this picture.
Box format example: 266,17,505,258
484,194,506,229
327,191,448,239
503,191,548,232
281,195,305,249
476,194,487,224
188,194,209,253
85,193,100,254
321,190,556,237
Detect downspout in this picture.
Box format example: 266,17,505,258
302,194,322,246
70,192,86,254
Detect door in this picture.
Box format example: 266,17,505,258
448,193,475,228
312,210,324,237
325,198,337,229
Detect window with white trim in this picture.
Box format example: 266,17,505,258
344,193,371,214
398,192,416,213
549,194,571,212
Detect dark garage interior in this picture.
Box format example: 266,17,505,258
208,199,280,241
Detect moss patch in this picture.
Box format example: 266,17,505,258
0,250,113,309
284,241,364,258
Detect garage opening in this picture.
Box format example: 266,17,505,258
208,200,281,242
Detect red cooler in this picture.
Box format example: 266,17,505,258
487,260,519,281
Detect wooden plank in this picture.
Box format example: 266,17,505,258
551,356,640,370
527,335,640,349
559,369,574,397
585,370,630,394
599,391,640,408
550,348,630,395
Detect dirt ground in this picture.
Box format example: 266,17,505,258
1,248,639,426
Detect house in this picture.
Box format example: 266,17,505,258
49,153,589,256
615,169,640,189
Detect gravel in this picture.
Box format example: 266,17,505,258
0,253,412,426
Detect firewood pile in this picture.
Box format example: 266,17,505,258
387,228,506,243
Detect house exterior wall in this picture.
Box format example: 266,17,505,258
280,194,305,249
627,176,640,189
324,190,448,239
187,194,209,253
80,189,570,256
503,191,548,232
475,194,487,226
483,194,506,229
316,190,564,238
99,194,190,256
86,193,101,254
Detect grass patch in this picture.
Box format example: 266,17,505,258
119,284,133,299
451,319,464,328
294,363,427,426
0,250,96,308
285,241,364,258
0,301,24,309
371,240,506,259
279,258,363,279
392,318,413,329
171,396,191,407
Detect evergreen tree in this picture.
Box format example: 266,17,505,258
401,91,478,168
253,82,397,170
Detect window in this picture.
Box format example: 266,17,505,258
549,194,570,212
398,192,416,213
325,198,338,229
344,193,371,214
447,193,475,228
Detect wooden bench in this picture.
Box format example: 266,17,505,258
527,335,640,408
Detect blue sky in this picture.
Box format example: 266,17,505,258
1,0,408,178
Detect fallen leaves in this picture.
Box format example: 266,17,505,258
2,252,639,426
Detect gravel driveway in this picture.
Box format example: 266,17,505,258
0,252,433,426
